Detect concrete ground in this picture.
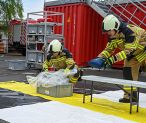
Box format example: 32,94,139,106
0,53,49,110
0,53,40,82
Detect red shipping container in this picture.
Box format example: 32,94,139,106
45,3,107,66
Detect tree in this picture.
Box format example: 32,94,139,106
0,0,23,33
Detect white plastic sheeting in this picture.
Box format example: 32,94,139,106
27,69,77,87
0,101,137,123
93,90,146,108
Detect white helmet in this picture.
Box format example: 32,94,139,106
102,14,120,32
47,39,62,53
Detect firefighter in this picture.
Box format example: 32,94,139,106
43,39,81,83
98,14,146,103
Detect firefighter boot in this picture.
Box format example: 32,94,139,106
119,93,130,103
119,91,137,103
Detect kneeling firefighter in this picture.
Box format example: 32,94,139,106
90,14,146,103
43,39,81,83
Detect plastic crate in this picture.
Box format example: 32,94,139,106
37,25,53,34
38,26,44,34
46,26,53,34
37,83,73,98
38,36,44,42
27,53,37,62
37,53,43,63
28,35,36,42
28,26,37,34
28,44,36,50
8,60,26,70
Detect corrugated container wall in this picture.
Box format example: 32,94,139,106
45,3,107,66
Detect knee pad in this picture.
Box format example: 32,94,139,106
123,67,133,80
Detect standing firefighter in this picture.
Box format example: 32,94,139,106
97,14,146,103
43,39,81,83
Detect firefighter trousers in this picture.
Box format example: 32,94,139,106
122,58,145,99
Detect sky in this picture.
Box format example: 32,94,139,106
22,0,56,19
21,0,102,19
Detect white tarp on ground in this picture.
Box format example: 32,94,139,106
0,101,136,123
93,90,146,108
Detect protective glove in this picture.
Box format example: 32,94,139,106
126,50,135,61
126,54,135,61
43,68,48,72
88,57,106,69
105,57,114,68
64,68,71,75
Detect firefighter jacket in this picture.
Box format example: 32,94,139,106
43,48,76,71
100,22,146,63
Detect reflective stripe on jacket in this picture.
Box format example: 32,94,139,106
100,23,146,63
43,48,75,71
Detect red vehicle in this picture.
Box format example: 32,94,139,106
8,19,27,55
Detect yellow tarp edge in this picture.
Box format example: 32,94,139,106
0,81,146,123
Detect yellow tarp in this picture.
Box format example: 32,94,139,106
0,81,146,123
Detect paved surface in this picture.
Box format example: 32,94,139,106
0,53,40,82
0,53,49,109
0,88,48,109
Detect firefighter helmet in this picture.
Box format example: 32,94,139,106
48,39,62,53
102,14,120,32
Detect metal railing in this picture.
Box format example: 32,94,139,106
85,0,146,28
